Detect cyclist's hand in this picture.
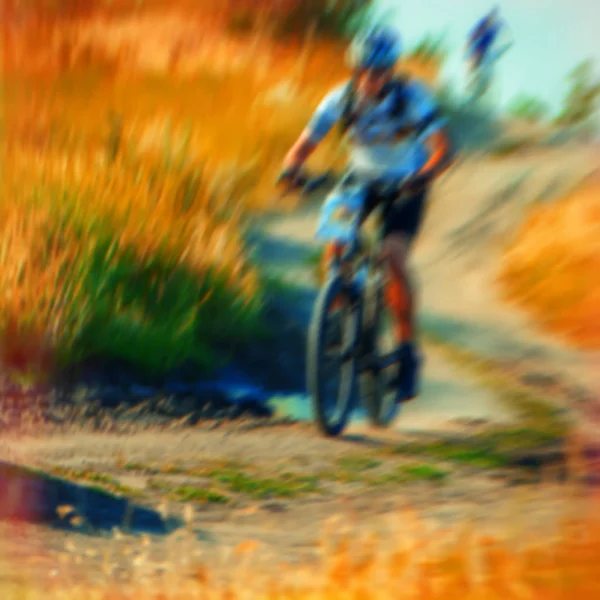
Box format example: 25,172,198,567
276,166,303,192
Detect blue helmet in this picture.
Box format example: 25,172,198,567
346,25,403,71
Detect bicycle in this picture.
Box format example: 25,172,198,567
279,169,427,437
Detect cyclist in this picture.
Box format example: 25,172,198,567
277,25,454,404
466,6,510,74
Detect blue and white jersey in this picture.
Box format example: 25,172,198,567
304,79,446,180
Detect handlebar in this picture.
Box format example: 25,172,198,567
278,168,435,199
277,169,337,197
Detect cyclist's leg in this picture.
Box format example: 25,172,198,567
381,186,429,401
384,234,415,342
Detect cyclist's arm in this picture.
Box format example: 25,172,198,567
282,85,346,173
406,82,454,179
419,128,453,178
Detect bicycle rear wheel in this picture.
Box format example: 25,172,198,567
359,276,400,428
307,276,360,437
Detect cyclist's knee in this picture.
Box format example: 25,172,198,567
383,234,410,269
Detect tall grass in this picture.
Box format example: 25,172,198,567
499,176,600,350
1,2,441,379
1,143,263,377
1,496,599,598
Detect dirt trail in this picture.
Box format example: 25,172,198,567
1,146,597,585
259,195,514,437
0,424,574,585
254,150,597,435
417,148,598,390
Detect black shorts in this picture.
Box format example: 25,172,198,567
359,182,429,244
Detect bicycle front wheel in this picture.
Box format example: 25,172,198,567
307,276,360,437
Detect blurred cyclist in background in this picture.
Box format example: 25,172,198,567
278,25,454,405
466,6,513,79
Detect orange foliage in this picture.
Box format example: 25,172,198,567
2,503,600,598
500,174,600,349
0,1,441,376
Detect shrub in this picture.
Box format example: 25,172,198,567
1,144,263,378
499,176,600,349
225,0,374,40
507,94,550,123
555,59,600,129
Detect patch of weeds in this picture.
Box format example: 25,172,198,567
169,486,231,505
336,455,382,473
121,462,157,474
147,479,173,492
53,467,115,485
207,468,320,499
320,455,383,483
147,461,319,499
389,425,568,471
390,441,509,469
187,459,251,478
376,463,450,485
422,333,571,443
159,463,187,475
479,427,564,454
51,467,143,497
112,484,144,498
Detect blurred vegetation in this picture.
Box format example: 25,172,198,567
500,175,600,350
407,32,448,66
507,94,550,124
271,0,375,40
1,0,381,380
224,0,375,40
556,59,600,129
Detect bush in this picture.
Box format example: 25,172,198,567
556,59,600,128
508,94,550,123
499,176,600,349
1,143,263,379
232,0,374,40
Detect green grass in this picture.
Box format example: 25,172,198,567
169,486,231,504
319,455,451,486
335,455,382,473
375,463,450,485
380,334,571,472
51,194,261,377
207,468,321,499
125,461,321,500
122,462,154,472
147,479,172,492
389,441,509,469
